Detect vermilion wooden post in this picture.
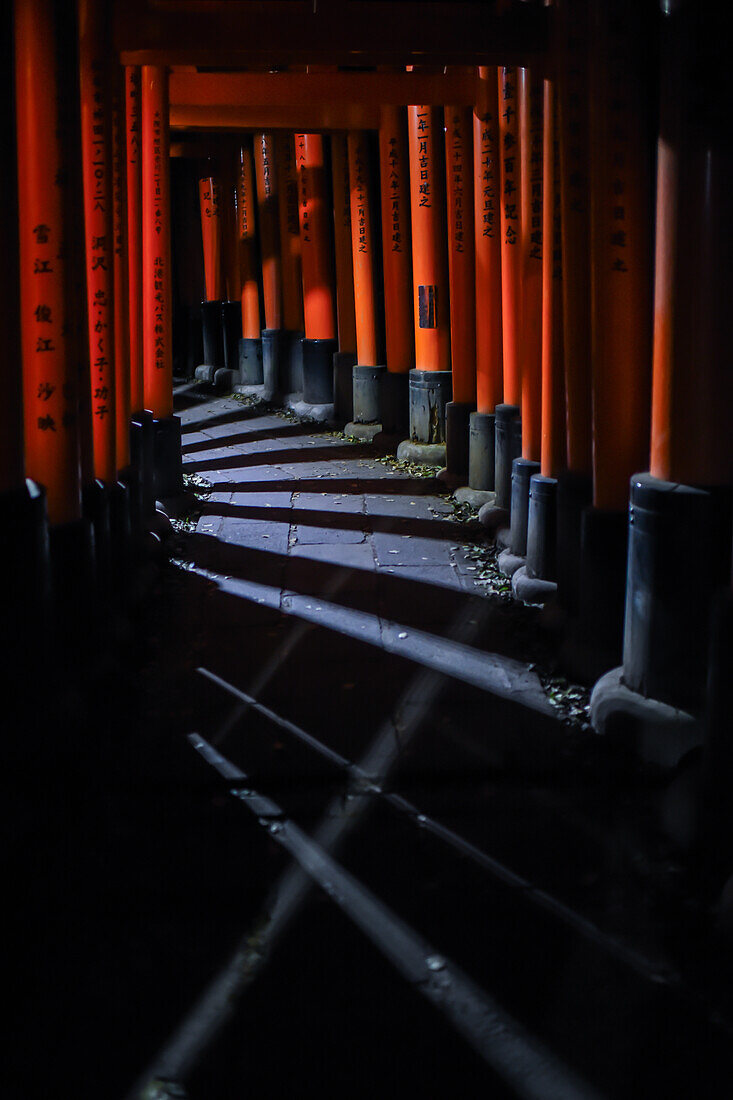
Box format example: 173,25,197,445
15,0,83,529
197,170,224,375
295,132,337,406
493,65,522,512
141,64,181,496
503,67,543,563
125,67,144,416
348,131,386,427
444,104,476,477
378,105,413,431
79,0,116,487
277,133,304,336
555,0,593,616
330,133,357,420
469,67,502,493
254,133,283,334
112,89,131,474
219,150,243,382
406,105,451,450
237,142,264,386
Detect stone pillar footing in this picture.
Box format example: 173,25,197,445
262,328,289,403
345,421,382,442
468,411,495,491
510,458,541,556
381,371,409,435
408,368,452,445
131,410,156,519
445,400,475,479
82,479,112,589
454,486,496,509
239,336,264,386
152,414,183,499
288,329,305,395
556,469,593,618
302,337,338,406
526,474,558,581
334,350,357,423
493,404,521,510
222,300,242,374
512,566,557,604
498,547,525,578
353,363,387,424
396,440,446,466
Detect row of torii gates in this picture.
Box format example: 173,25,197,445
2,0,732,780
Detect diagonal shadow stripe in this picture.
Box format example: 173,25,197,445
181,422,318,454
184,442,377,474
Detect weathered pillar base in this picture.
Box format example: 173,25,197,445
352,363,387,425
478,404,520,529
498,458,541,577
397,368,450,465
333,350,357,423
468,411,495,492
555,469,593,619
195,299,225,381
152,414,183,500
118,464,144,542
109,479,132,576
130,410,156,519
302,337,337,406
445,400,475,481
511,474,559,604
238,336,264,386
261,328,289,404
288,329,305,395
82,478,112,590
380,371,409,436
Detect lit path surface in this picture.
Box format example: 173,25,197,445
117,385,733,1099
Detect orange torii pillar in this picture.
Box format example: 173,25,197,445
347,130,387,430
468,67,502,496
15,0,93,603
401,105,451,460
141,65,181,497
515,73,566,602
196,167,225,379
378,105,413,434
126,64,155,518
592,2,733,743
567,0,654,678
3,0,51,634
255,132,286,389
237,141,264,389
219,150,244,386
79,0,122,583
444,104,476,480
295,133,337,409
492,65,522,514
330,133,357,422
502,67,543,566
276,132,305,395
555,0,594,618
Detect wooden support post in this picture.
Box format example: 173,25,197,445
254,133,283,333
444,103,476,478
112,86,131,474
330,133,357,421
276,132,304,336
125,66,144,416
141,64,180,497
295,133,337,407
237,142,263,386
405,104,451,451
348,131,385,427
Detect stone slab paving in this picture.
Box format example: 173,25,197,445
180,393,553,716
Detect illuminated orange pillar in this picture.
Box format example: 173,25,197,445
540,79,565,482
254,133,283,333
237,142,263,386
219,152,243,379
444,104,476,476
141,65,181,496
199,174,222,303
406,105,451,447
125,66,144,417
295,132,337,406
238,144,261,340
15,0,82,528
112,89,131,473
469,67,503,492
276,132,304,336
79,0,116,486
331,134,357,356
498,66,521,409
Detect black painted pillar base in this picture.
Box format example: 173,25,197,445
82,479,112,590
408,368,452,444
152,414,183,500
574,506,629,676
445,401,475,479
526,475,558,580
222,301,242,371
555,469,593,618
118,463,143,542
302,338,338,406
130,410,156,519
200,299,224,371
48,516,96,651
184,302,204,379
494,404,521,510
509,458,541,556
468,411,495,492
262,328,289,403
333,350,357,423
353,364,387,424
381,371,409,435
1,479,52,635
238,336,264,386
109,480,133,577
288,329,305,394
